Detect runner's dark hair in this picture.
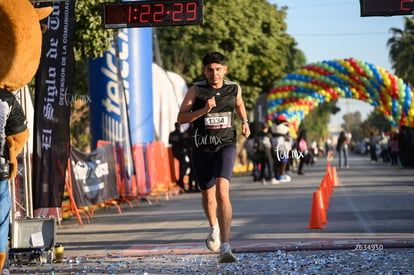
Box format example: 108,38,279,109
202,52,226,66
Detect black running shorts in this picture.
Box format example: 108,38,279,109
191,145,236,190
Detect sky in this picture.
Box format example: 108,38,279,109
269,0,407,127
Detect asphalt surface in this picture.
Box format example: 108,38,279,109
6,152,414,274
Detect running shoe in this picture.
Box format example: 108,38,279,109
219,242,237,263
279,175,291,183
206,225,220,252
271,178,280,184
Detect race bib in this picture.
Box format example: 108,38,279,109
204,112,232,129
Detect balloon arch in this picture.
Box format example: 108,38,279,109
267,58,414,136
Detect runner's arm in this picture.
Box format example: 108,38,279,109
177,86,215,124
235,85,250,138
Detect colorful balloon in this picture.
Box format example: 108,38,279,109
267,58,414,133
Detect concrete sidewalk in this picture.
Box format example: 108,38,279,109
6,153,414,274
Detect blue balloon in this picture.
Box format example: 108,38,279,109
343,87,353,98
324,61,348,74
368,64,384,87
365,86,377,102
392,99,398,117
404,85,412,112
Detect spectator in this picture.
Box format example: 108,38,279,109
244,121,262,182
169,123,188,191
254,123,277,184
378,132,390,165
325,137,334,162
272,115,291,183
336,131,350,168
369,132,378,162
389,134,399,166
0,90,30,271
297,130,308,175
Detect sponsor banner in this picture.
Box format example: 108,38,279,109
88,53,123,146
88,28,154,196
33,0,75,208
88,28,154,146
70,144,118,207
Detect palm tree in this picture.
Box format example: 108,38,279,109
387,17,414,85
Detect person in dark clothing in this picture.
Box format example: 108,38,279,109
177,52,250,263
253,123,277,184
389,134,399,166
297,130,308,175
0,89,30,270
369,132,378,162
182,126,198,192
169,123,188,191
336,131,350,168
0,1,52,270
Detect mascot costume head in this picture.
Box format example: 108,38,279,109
0,0,52,270
272,115,289,138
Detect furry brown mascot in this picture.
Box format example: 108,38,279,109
0,0,52,270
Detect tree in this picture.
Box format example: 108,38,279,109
341,111,364,141
299,100,338,142
70,0,115,150
387,17,414,85
360,110,392,139
156,0,298,111
74,0,115,60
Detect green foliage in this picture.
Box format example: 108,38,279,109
341,111,364,141
387,17,414,85
74,0,115,60
70,100,92,151
156,0,297,111
362,110,392,136
299,101,338,142
337,109,392,142
71,0,116,150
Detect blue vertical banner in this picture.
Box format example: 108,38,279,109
88,26,153,196
88,28,154,146
88,31,125,146
127,27,154,144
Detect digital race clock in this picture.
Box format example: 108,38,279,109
102,0,203,29
360,0,414,16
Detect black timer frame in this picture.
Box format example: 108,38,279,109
360,0,414,17
102,0,203,29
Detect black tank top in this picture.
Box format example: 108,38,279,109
0,89,27,157
191,80,238,152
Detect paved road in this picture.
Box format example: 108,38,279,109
6,153,414,274
53,153,414,257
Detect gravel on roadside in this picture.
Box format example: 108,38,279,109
5,248,414,274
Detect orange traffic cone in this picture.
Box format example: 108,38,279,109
308,191,325,229
317,188,328,223
325,166,333,186
322,176,332,196
332,166,339,187
326,161,331,170
319,181,330,209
